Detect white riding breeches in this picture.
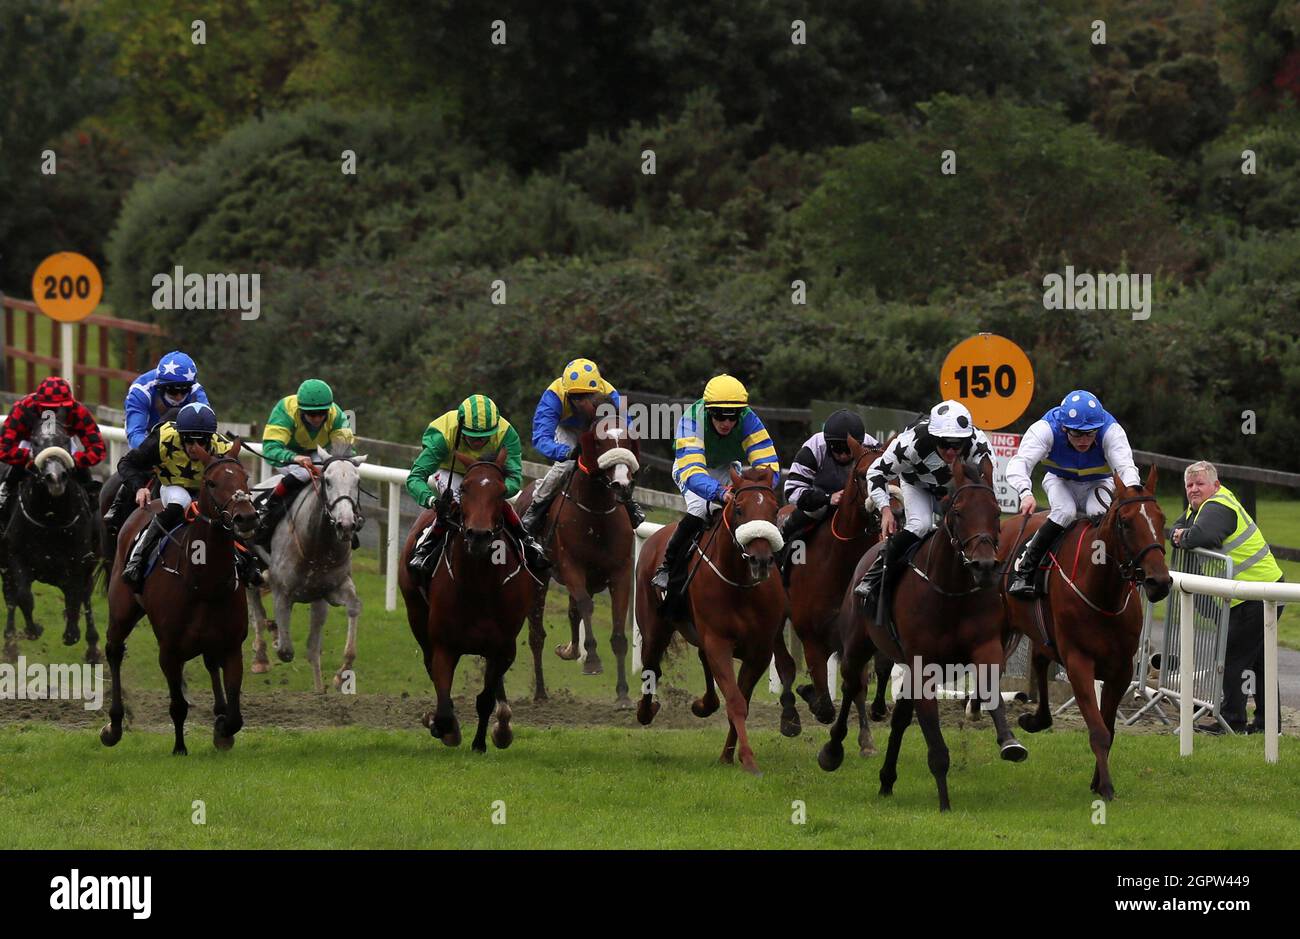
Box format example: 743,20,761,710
899,480,941,538
159,485,193,509
1043,474,1114,526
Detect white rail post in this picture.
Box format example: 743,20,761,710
386,480,400,611
1265,599,1279,764
61,322,75,395
631,527,643,675
1178,588,1195,757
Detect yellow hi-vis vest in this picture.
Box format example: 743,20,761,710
1192,483,1283,606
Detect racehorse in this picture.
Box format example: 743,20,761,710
634,465,785,775
248,444,366,693
819,458,1026,811
101,442,257,754
514,411,640,704
1,426,102,662
398,449,539,751
775,435,898,752
998,468,1170,800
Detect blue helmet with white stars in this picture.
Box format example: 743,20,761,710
155,351,198,390
1059,390,1105,431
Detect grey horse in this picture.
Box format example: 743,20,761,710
248,444,366,692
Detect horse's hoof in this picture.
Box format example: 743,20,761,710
100,725,120,747
421,711,433,729
492,723,513,749
582,657,603,676
84,647,102,666
554,643,580,661
471,739,487,754
172,746,188,756
1018,713,1051,734
251,660,270,674
1000,739,1029,763
275,647,294,664
213,732,235,752
23,626,42,640
740,760,762,778
719,748,735,765
797,684,818,706
636,698,659,726
614,695,634,710
812,701,836,725
859,745,876,758
870,704,889,722
440,726,461,747
817,741,844,772
780,714,802,738
62,630,79,647
533,691,548,703
690,697,719,718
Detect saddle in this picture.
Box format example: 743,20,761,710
873,533,930,640
130,518,187,581
1015,516,1100,595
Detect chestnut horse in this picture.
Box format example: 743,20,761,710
398,450,539,751
776,436,897,751
819,459,1026,811
998,468,1170,800
100,443,258,755
634,465,785,775
515,412,640,704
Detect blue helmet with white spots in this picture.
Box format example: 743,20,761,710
156,351,198,388
1059,390,1105,431
176,402,217,435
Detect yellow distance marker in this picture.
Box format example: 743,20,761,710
31,252,102,323
939,333,1034,430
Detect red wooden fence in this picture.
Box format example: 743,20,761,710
1,294,164,406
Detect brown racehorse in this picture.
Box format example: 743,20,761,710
819,459,1027,811
515,412,640,704
100,443,257,755
776,436,897,751
398,449,539,751
635,465,785,775
998,468,1170,800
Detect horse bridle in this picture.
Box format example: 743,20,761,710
722,483,779,563
197,455,255,531
1108,493,1166,581
313,455,366,532
941,481,999,569
447,459,508,540
830,447,885,541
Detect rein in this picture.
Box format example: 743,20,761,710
910,481,999,597
693,484,778,589
829,448,881,543
1044,493,1163,617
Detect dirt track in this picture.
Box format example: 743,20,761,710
6,681,1296,737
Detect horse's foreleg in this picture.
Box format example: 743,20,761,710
430,645,460,746
527,585,549,701
798,631,835,725
215,646,244,748
472,655,507,754
205,652,227,720
332,578,361,691
491,674,513,750
99,616,132,747
1019,646,1055,733
61,585,80,647
879,692,915,797
691,647,719,718
870,652,892,721
608,571,632,707
307,599,328,694
572,587,601,676
853,681,875,756
248,587,271,674
772,624,801,737
12,564,39,639
1062,655,1113,799
819,637,867,772
705,636,758,774
555,593,582,662
976,641,1028,763
635,605,673,727
82,587,100,665
160,650,189,756
731,653,766,773
913,695,952,812
1092,667,1128,800
272,590,295,663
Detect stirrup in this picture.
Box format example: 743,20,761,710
651,566,670,591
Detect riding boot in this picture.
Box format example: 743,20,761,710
1009,518,1066,598
652,512,706,597
854,530,919,607
519,489,556,538
409,520,446,575
234,541,265,587
256,472,309,546
504,504,551,576
103,480,136,539
123,503,184,589
625,499,646,530
0,468,26,526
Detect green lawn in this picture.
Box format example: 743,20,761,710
2,723,1296,849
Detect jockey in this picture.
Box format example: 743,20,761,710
124,350,209,448
255,378,356,547
0,376,106,523
782,408,875,543
116,402,260,589
651,375,780,602
853,400,994,606
1005,389,1141,597
520,358,646,536
405,394,549,577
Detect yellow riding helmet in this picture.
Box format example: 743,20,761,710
561,358,604,395
457,394,500,437
703,374,748,408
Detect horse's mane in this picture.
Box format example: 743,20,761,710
737,465,774,484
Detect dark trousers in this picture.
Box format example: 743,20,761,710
1220,599,1283,731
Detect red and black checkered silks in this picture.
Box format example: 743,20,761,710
0,377,106,469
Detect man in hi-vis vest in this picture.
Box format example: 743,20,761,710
1171,460,1285,735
